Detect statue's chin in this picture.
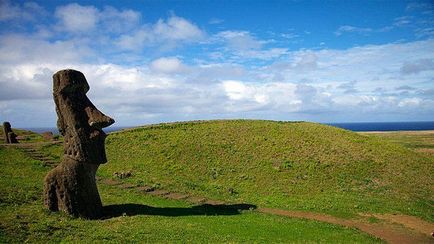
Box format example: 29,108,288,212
64,129,107,164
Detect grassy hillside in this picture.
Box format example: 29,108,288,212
361,130,434,159
0,146,379,242
100,120,433,220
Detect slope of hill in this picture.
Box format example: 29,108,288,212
100,120,433,220
0,143,380,242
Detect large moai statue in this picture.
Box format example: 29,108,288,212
43,69,114,219
2,121,18,143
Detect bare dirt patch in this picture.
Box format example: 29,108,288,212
258,208,432,244
365,213,434,237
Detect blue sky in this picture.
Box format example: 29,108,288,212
0,0,433,127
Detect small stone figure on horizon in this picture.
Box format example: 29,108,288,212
43,69,114,219
41,131,54,141
2,121,18,144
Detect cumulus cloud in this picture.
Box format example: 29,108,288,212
213,31,288,60
54,3,141,34
292,51,318,71
0,0,46,22
116,15,205,51
154,15,204,41
401,58,434,74
216,31,264,50
150,57,189,74
55,4,99,32
0,34,92,65
0,2,433,126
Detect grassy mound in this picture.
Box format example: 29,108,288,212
100,120,433,220
0,145,379,242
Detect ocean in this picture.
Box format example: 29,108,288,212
22,121,434,134
327,121,434,132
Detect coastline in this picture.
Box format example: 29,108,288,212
358,130,434,134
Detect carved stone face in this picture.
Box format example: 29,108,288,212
53,70,114,164
3,122,11,131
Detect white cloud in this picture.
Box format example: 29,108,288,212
216,31,264,50
213,31,288,60
398,97,421,107
116,15,205,51
222,80,301,112
0,0,46,22
0,2,433,126
401,58,434,74
0,34,93,65
100,6,141,33
292,51,318,70
335,25,373,36
54,3,141,34
222,80,252,100
150,57,188,74
154,15,204,41
55,3,99,32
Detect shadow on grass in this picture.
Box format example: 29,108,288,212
103,203,257,218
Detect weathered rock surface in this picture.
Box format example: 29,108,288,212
43,69,114,219
2,121,18,144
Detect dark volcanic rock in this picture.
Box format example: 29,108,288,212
2,121,18,143
43,69,114,219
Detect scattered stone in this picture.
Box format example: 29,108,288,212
113,171,132,179
43,69,115,219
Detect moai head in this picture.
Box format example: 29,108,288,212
53,69,114,164
3,121,11,131
3,121,11,143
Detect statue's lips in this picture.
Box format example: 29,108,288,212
89,128,106,139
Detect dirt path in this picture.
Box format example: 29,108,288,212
258,208,433,244
363,213,434,237
13,143,434,244
102,177,434,243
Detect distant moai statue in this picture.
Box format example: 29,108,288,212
2,121,18,143
43,69,114,219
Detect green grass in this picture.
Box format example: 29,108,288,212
0,146,380,243
361,131,434,159
95,120,433,220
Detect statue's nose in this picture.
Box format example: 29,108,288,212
85,106,115,129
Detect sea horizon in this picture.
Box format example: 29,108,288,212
18,120,434,134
